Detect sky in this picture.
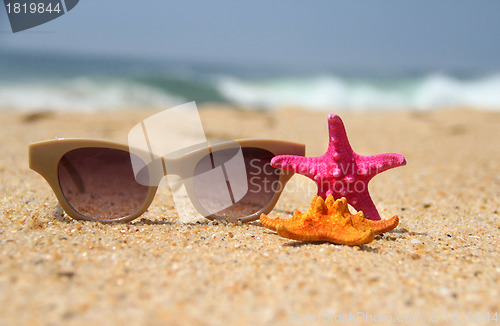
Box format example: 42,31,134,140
1,0,500,73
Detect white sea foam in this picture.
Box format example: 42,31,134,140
216,73,500,110
1,73,500,112
0,78,183,112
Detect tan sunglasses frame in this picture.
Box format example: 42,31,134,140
29,138,305,223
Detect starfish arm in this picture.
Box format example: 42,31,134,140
271,155,323,179
352,212,399,234
320,227,375,245
327,114,354,155
355,153,406,178
276,224,322,242
350,190,381,221
260,213,281,231
260,209,303,232
277,223,374,245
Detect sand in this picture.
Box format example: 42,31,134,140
0,106,499,325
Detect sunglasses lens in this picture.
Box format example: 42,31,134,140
58,147,149,220
194,147,280,219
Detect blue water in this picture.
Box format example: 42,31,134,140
1,50,499,112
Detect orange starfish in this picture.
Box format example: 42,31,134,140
260,195,399,245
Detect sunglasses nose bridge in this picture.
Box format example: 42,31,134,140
160,156,184,177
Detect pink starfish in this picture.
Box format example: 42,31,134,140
271,114,406,220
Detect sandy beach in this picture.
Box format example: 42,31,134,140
1,106,499,325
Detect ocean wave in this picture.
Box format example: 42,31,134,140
0,77,183,112
215,74,500,110
1,73,500,112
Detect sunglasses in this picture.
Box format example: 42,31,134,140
29,138,305,223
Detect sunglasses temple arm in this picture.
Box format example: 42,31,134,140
59,156,86,193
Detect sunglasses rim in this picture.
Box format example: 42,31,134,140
30,139,158,223
185,141,303,222
29,138,305,223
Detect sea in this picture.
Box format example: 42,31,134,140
1,50,500,112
